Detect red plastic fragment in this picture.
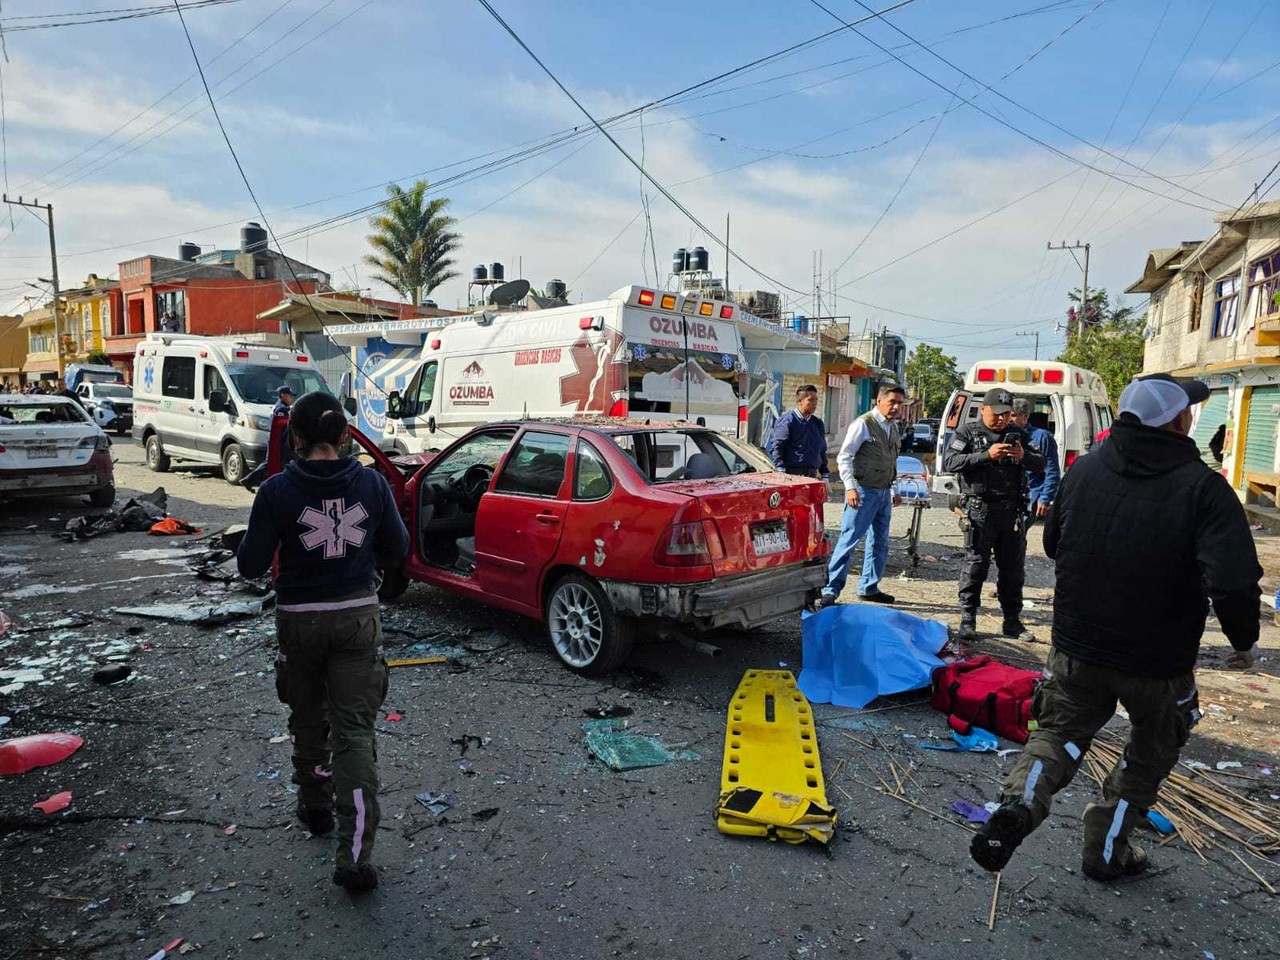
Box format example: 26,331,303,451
33,790,72,814
0,732,84,776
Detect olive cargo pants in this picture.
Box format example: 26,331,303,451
275,602,388,870
1000,648,1199,873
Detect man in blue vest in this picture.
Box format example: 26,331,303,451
768,384,831,482
815,384,905,608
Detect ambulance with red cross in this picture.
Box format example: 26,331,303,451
381,285,746,455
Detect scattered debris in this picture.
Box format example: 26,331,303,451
920,727,1000,753
583,702,634,719
451,734,484,756
415,792,451,816
33,790,72,814
385,711,403,722
268,734,290,744
385,656,447,668
585,718,697,772
148,518,201,536
113,595,274,627
144,937,187,960
92,664,132,685
0,732,84,776
168,890,196,906
950,800,993,824
472,807,500,821
1216,761,1243,771
1146,810,1175,835
1083,737,1280,893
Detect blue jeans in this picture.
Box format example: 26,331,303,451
822,486,892,599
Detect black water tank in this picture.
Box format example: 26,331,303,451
178,242,201,262
673,248,689,274
472,263,488,282
690,246,710,271
240,222,268,253
490,262,505,282
421,299,437,308
546,279,567,300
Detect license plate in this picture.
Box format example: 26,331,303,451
752,523,790,556
25,445,57,459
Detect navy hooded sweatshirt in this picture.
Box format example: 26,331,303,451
237,457,409,607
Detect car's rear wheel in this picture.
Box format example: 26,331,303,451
221,443,246,485
546,574,634,676
377,565,409,601
89,484,116,508
145,435,170,472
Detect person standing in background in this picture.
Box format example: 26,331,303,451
768,384,831,484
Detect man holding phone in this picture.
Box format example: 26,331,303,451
942,388,1045,642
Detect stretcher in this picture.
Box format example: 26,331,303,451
893,455,932,569
714,670,837,844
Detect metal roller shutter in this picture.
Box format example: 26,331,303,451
1243,384,1280,477
1190,389,1230,469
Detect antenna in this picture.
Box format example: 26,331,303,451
488,279,530,307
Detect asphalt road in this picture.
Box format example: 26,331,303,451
0,439,1277,959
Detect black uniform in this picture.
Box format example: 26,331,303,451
942,420,1045,622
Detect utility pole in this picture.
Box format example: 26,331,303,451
2,196,63,377
1047,240,1090,335
1016,330,1040,360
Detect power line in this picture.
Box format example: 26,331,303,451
15,0,299,195
1,0,244,31
475,0,819,300
817,0,1227,211
168,0,378,392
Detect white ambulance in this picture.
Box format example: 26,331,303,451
932,360,1112,498
381,284,746,454
132,333,330,484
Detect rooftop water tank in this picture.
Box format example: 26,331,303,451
240,222,268,254
472,263,488,282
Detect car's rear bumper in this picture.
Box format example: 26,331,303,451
600,560,829,630
0,459,113,497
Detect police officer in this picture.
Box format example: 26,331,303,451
942,387,1045,642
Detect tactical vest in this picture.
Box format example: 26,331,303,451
852,412,899,489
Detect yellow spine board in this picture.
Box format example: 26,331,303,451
714,669,837,844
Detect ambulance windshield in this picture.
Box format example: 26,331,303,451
226,364,329,405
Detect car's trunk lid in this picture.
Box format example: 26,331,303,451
0,423,98,470
660,475,825,575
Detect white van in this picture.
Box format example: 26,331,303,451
933,360,1112,498
132,333,330,484
381,284,746,454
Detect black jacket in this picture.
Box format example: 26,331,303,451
942,420,1045,502
238,457,409,606
1044,417,1260,678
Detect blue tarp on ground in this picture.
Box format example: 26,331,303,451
797,605,948,709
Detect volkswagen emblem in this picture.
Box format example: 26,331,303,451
768,492,781,509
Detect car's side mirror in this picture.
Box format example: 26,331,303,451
386,391,402,420
208,390,229,413
343,396,357,416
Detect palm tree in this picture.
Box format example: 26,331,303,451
363,181,460,305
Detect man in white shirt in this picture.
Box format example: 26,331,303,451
815,384,904,608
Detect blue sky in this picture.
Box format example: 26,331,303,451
0,0,1277,367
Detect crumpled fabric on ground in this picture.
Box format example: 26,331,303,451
798,605,948,709
715,786,838,844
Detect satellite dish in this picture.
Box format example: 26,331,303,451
488,278,530,307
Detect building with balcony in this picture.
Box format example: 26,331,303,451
1127,200,1280,507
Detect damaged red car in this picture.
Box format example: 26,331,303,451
333,419,830,675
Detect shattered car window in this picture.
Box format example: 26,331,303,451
608,429,764,483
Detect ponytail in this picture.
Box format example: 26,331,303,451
289,391,347,455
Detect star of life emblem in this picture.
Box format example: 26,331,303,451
298,498,368,559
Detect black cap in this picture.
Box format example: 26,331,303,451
981,387,1014,413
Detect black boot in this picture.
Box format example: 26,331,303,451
957,611,977,642
333,864,379,892
970,803,1032,872
296,801,334,837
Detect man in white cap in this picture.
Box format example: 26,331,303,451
970,373,1262,883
